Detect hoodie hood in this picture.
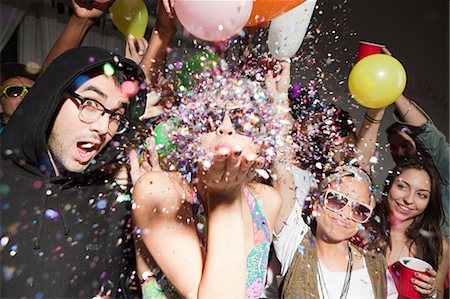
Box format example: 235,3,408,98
1,47,147,177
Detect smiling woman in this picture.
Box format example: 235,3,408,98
275,165,389,298
369,160,449,298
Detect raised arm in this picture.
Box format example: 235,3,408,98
355,107,385,173
265,61,299,234
393,94,427,126
379,47,427,127
140,0,177,85
40,0,115,73
133,170,203,298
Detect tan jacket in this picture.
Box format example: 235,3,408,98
279,231,387,298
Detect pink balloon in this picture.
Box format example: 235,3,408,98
174,0,253,42
94,0,111,3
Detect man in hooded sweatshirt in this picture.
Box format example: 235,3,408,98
0,47,147,298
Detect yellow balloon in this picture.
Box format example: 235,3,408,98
348,54,407,109
110,0,148,38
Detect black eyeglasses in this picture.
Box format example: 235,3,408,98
66,91,129,134
323,189,373,223
2,86,30,98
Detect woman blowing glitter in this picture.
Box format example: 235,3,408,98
131,64,291,298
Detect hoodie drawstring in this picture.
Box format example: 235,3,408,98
33,179,71,250
56,195,70,236
33,192,47,250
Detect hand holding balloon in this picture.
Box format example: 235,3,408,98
348,54,407,109
161,0,175,17
125,34,149,64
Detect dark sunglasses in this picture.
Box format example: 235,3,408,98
2,86,30,98
207,106,260,134
323,189,373,223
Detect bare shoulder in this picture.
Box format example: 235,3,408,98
133,171,191,208
442,239,449,252
250,183,281,207
135,170,185,187
441,239,449,261
249,183,282,232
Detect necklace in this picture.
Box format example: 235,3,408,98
394,242,408,262
389,236,411,263
317,243,354,299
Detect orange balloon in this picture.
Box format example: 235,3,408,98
246,0,306,27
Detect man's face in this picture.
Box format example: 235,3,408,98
48,74,130,173
0,76,35,124
388,130,418,164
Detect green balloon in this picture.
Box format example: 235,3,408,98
175,51,221,90
153,118,179,156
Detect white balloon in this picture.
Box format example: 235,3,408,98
268,0,317,60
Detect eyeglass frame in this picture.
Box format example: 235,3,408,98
65,91,130,135
1,86,30,99
322,189,374,223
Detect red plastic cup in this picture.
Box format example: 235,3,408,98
389,257,432,299
357,41,385,61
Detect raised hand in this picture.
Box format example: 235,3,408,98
265,61,291,102
198,145,264,199
161,0,175,17
129,137,162,185
72,0,116,22
265,61,292,123
138,75,172,121
125,34,149,64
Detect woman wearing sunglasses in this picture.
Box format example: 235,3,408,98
368,160,448,298
276,165,388,298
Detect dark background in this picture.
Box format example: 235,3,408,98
348,0,449,136
291,0,449,177
348,0,448,175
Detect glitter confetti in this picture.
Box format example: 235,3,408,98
44,209,59,220
103,63,115,76
121,80,139,97
151,63,291,175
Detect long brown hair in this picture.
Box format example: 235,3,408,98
369,160,444,269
